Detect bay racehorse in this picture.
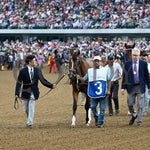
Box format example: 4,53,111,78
68,49,93,126
124,42,135,61
124,42,148,61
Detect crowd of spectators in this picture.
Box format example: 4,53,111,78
0,38,150,70
0,0,149,29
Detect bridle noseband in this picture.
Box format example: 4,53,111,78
68,55,81,82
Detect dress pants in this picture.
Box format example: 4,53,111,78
143,85,150,115
108,82,119,114
23,99,35,126
127,85,144,123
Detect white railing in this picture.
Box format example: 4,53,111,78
0,29,150,34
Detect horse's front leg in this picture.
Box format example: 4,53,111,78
71,90,79,126
85,96,91,126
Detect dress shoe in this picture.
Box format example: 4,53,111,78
109,113,113,116
116,110,119,114
26,124,32,129
129,115,137,125
142,113,147,116
137,121,142,127
95,118,98,126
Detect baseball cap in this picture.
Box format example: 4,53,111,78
93,56,101,61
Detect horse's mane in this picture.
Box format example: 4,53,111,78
82,57,93,68
79,57,93,77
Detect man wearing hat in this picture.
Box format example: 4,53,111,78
77,55,111,128
107,55,122,116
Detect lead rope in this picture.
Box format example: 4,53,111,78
14,73,66,110
14,97,22,110
76,78,80,91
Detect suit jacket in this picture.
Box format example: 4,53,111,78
121,59,150,93
15,67,53,100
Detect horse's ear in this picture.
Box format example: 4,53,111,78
125,42,135,49
133,42,135,48
70,49,74,56
77,49,80,56
125,43,128,49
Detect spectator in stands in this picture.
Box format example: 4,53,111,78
0,0,150,29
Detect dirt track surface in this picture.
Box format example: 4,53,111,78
1,66,150,150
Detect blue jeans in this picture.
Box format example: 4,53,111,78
90,96,107,125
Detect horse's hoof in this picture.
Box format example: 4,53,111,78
71,124,75,127
86,123,90,126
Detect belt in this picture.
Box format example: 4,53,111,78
133,83,140,86
111,80,118,84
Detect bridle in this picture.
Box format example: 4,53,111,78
68,54,89,92
68,54,82,82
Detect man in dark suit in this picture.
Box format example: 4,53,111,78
15,55,56,128
121,48,150,126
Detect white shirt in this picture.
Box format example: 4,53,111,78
107,62,122,81
27,66,35,100
132,60,139,75
147,62,150,73
27,66,34,82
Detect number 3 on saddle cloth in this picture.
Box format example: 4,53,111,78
87,67,108,98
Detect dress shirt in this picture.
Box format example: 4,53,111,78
27,66,35,100
132,60,139,83
147,62,150,73
28,66,34,82
132,60,139,74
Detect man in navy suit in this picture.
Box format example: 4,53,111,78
121,48,150,126
15,55,56,128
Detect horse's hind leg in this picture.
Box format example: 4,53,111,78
72,98,77,126
85,97,91,126
71,92,78,126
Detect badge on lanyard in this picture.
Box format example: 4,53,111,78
133,70,136,75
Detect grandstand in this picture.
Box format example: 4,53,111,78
0,29,150,42
0,0,149,42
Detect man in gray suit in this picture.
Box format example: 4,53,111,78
121,48,150,126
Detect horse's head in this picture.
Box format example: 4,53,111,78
68,49,81,81
124,42,135,61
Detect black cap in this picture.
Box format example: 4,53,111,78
108,55,114,60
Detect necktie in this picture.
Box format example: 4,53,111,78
30,68,33,82
133,61,138,83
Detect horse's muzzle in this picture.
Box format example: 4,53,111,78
68,69,76,80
